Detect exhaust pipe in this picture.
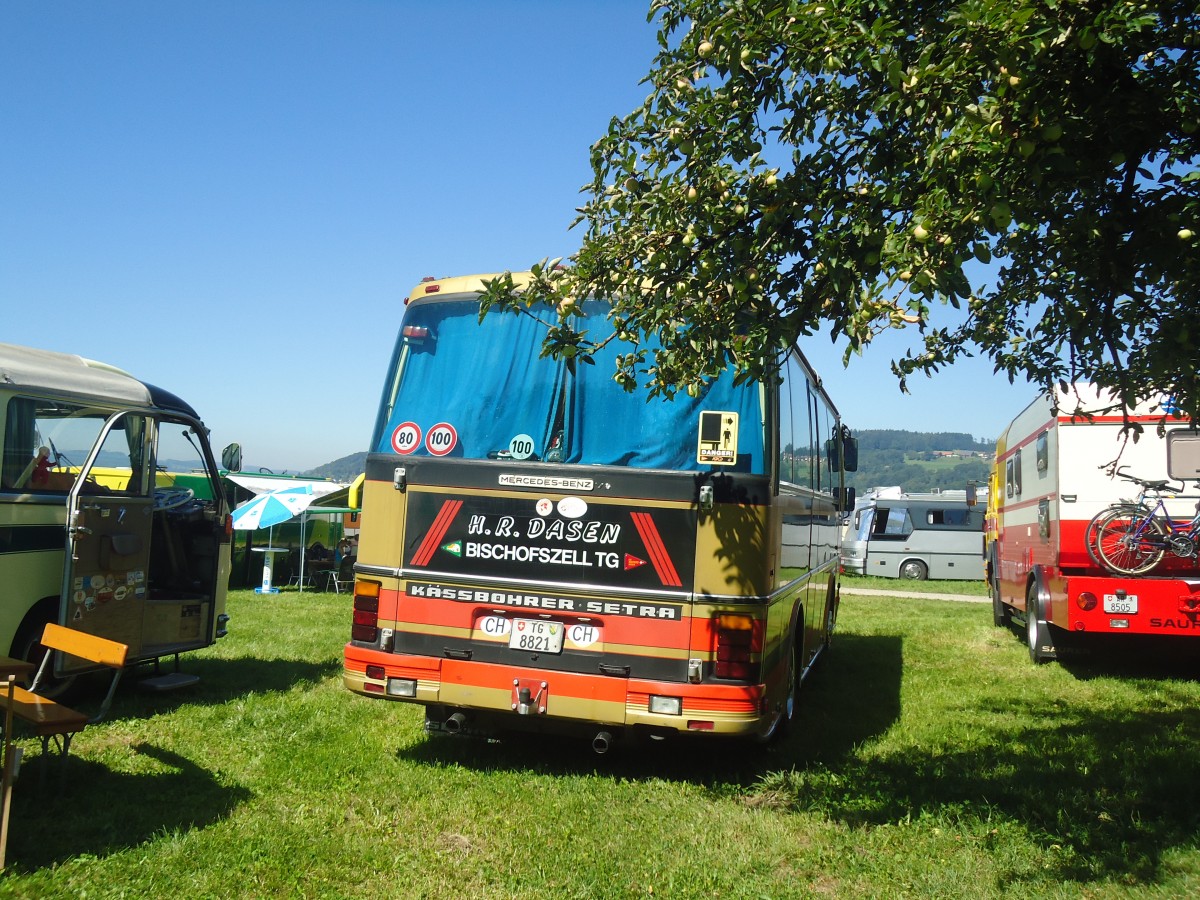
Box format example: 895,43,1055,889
592,730,613,755
444,712,467,734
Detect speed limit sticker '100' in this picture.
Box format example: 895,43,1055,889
425,422,458,456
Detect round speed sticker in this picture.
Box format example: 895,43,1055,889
508,433,535,460
390,422,422,455
425,422,458,456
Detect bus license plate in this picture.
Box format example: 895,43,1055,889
508,619,564,654
1103,594,1138,614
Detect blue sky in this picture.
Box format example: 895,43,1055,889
2,1,1033,473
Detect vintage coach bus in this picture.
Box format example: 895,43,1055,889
342,274,857,750
0,343,231,693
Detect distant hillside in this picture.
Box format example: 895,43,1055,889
855,429,993,454
301,429,994,495
303,451,368,483
851,429,992,494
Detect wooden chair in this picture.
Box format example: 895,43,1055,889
0,624,128,783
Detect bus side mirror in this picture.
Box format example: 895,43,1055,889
966,483,978,506
826,430,859,473
843,436,858,473
221,442,242,473
834,486,856,512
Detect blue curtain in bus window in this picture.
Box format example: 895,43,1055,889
376,302,563,459
566,307,764,473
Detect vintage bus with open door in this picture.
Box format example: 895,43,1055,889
342,274,857,750
0,343,232,694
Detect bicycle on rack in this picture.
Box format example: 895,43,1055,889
1086,467,1200,575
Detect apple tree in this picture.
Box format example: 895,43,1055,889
480,0,1200,419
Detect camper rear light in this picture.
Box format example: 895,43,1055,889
648,695,682,716
714,613,761,681
1077,591,1098,611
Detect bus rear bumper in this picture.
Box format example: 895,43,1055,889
343,643,772,740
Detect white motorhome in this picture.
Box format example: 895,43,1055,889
841,488,984,580
0,343,232,692
987,383,1200,663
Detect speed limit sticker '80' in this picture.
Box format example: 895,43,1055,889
391,422,422,455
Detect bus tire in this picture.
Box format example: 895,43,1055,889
775,629,804,741
988,550,1009,627
1026,582,1057,664
822,591,838,651
899,559,928,581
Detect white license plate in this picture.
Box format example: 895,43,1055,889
1103,594,1138,614
508,618,564,654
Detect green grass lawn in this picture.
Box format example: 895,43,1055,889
2,587,1198,898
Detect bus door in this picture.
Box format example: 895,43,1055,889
59,410,154,676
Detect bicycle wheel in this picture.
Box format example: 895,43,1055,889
1094,509,1168,575
1085,504,1145,567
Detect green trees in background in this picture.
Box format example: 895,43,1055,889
483,0,1199,419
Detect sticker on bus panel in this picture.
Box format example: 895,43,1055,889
697,411,739,465
391,422,422,455
425,422,458,456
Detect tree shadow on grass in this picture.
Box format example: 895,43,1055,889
770,697,1200,889
394,627,1200,888
4,743,251,871
394,632,905,788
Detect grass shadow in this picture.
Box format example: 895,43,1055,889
753,635,1200,888
60,655,342,727
5,743,251,871
394,632,904,788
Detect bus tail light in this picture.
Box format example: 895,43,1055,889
352,582,381,643
1077,591,1098,611
714,613,762,681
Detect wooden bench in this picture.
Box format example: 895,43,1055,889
0,623,129,778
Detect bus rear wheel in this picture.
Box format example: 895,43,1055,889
775,631,804,741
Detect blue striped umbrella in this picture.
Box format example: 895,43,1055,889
231,484,315,531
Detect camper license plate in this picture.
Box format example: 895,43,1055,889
508,618,564,654
1103,594,1138,614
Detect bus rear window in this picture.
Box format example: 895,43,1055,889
372,298,765,473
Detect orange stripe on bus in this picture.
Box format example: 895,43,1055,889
410,499,463,566
630,511,682,587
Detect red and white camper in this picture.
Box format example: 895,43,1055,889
986,384,1200,662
